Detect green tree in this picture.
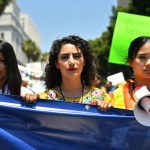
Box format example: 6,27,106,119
40,52,49,63
128,0,150,15
0,0,12,15
22,39,41,62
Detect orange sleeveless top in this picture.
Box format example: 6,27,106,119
109,82,137,110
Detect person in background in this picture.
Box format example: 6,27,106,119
22,35,114,111
21,80,29,88
93,73,106,92
110,36,150,110
105,81,115,94
0,40,33,95
0,40,22,95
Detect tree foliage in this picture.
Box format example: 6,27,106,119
0,0,12,15
90,0,150,80
22,39,41,62
40,52,49,63
128,0,150,15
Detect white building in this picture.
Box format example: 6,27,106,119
0,0,40,65
20,13,40,48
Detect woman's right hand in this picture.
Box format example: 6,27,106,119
21,93,39,103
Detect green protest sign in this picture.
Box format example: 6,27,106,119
109,12,150,65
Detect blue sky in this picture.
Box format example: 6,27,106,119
17,0,117,52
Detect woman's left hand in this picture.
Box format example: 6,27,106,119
96,100,113,112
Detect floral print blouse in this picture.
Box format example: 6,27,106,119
39,87,114,106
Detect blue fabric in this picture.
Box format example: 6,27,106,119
0,94,150,150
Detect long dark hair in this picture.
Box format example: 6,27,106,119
0,40,21,95
44,35,97,89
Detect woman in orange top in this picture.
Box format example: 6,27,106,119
110,36,150,110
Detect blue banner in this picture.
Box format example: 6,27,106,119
0,94,150,150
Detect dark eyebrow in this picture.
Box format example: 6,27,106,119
60,52,81,55
59,53,69,56
137,53,147,55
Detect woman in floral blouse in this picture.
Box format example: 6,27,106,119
23,35,114,111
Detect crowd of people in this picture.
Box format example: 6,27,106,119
0,35,150,112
